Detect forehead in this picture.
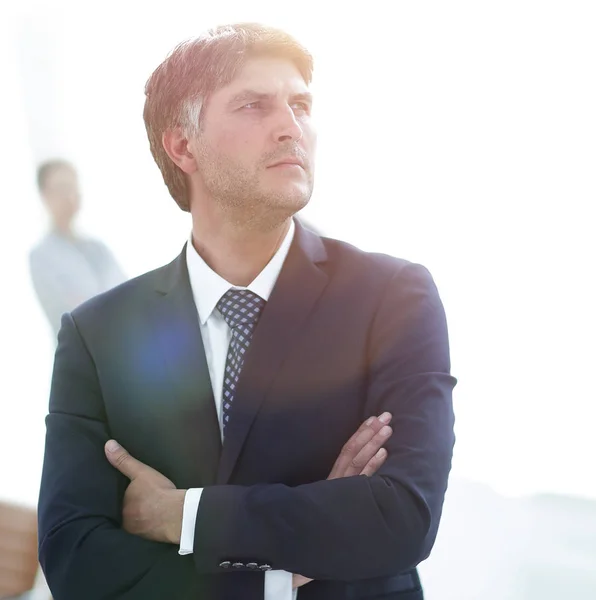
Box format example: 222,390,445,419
217,56,310,99
46,166,77,185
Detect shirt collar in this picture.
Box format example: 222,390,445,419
186,219,295,325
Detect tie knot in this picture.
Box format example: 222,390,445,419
216,289,266,330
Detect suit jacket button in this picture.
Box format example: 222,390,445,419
219,561,231,569
246,563,258,569
259,564,272,571
232,562,245,569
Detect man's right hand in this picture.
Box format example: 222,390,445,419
292,412,393,589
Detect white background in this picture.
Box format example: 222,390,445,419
0,1,595,597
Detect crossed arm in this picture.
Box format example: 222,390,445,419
103,415,393,590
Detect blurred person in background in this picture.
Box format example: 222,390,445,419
29,159,126,338
37,23,455,600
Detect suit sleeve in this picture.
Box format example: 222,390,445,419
193,263,456,581
38,313,199,600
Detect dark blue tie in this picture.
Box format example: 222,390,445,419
216,289,266,436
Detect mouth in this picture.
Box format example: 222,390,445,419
267,157,305,169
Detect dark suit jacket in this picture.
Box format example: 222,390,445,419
38,222,456,600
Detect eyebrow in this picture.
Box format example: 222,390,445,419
227,90,313,107
290,92,314,105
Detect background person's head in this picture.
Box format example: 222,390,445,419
144,23,316,231
37,160,80,233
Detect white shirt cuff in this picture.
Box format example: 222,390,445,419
178,489,298,599
265,570,295,600
178,488,203,555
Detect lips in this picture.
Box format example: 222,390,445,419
268,157,305,168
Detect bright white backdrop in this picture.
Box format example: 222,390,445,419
2,2,595,598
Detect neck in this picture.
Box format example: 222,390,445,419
52,220,74,237
191,217,291,287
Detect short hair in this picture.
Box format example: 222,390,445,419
143,23,314,212
37,159,75,192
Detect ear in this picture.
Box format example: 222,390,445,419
162,127,198,174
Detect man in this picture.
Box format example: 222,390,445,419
29,160,126,338
38,23,456,600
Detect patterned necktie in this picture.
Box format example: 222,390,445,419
216,289,266,436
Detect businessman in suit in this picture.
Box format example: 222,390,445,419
37,23,456,600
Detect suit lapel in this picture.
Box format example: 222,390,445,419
151,249,222,487
217,223,329,484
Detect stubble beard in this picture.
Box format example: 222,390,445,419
195,142,314,232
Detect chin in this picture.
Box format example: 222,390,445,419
278,194,311,214
254,193,310,227
271,182,311,201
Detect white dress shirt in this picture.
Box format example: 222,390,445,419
178,220,297,600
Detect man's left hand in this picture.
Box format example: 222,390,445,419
105,439,185,544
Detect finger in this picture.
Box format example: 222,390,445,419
344,425,392,477
360,447,388,477
337,413,391,477
328,413,392,479
104,440,147,481
360,448,388,477
328,419,377,479
292,574,313,589
328,414,390,478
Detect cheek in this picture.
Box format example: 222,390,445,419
46,196,61,212
301,123,317,152
217,128,239,147
220,117,260,143
215,127,260,159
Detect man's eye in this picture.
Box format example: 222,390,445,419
242,102,261,110
291,102,311,114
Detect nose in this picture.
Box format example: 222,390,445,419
273,104,303,143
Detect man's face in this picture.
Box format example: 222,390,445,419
189,56,316,227
42,166,81,227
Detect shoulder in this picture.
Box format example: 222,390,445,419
29,233,56,261
81,236,116,258
70,252,179,324
29,234,63,275
320,236,431,291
